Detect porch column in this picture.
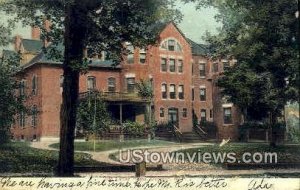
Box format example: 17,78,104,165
119,104,123,124
145,104,151,125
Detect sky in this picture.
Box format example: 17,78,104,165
175,1,221,43
0,1,221,52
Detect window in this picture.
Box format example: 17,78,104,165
213,62,218,72
182,108,187,118
126,77,135,93
160,108,164,117
19,80,26,96
168,39,175,51
139,49,146,64
169,59,176,72
32,75,37,95
160,39,182,52
127,44,134,64
139,53,146,64
200,109,206,122
100,51,107,61
210,109,213,119
192,88,195,101
87,76,96,91
31,105,37,127
223,61,230,70
161,84,167,99
178,85,184,99
200,87,206,101
161,58,167,72
161,41,167,50
169,84,176,99
178,60,183,73
19,111,25,128
199,63,206,77
108,77,116,92
223,107,232,124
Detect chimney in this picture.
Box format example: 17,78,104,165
14,35,22,52
31,26,41,40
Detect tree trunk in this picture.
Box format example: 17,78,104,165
269,112,277,148
56,2,88,176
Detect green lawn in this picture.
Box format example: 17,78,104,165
0,142,105,174
175,143,300,165
50,139,176,152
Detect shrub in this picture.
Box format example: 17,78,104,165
0,129,10,144
76,93,111,137
122,121,145,137
136,80,153,99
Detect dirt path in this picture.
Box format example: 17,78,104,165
30,141,300,177
30,140,213,165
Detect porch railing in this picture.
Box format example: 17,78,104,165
79,91,150,102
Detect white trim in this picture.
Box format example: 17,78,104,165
221,59,228,63
159,37,183,52
222,103,233,108
125,73,136,78
200,85,206,88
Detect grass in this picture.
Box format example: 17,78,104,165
0,142,105,174
174,143,300,165
50,139,176,152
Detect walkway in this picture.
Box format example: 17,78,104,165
30,140,300,177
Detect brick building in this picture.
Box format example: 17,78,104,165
6,22,242,141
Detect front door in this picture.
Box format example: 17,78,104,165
168,108,179,126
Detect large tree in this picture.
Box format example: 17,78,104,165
1,0,181,176
187,0,299,144
0,52,23,144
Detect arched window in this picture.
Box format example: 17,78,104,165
160,39,182,52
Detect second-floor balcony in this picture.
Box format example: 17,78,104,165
79,91,151,103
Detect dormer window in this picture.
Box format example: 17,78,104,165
160,39,182,52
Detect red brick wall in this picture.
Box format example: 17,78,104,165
211,59,242,141
150,23,193,132
11,23,242,141
119,23,194,132
192,56,214,123
12,64,122,140
11,65,43,141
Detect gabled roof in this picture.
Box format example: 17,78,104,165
21,39,44,53
22,43,120,71
187,38,209,56
151,22,210,56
